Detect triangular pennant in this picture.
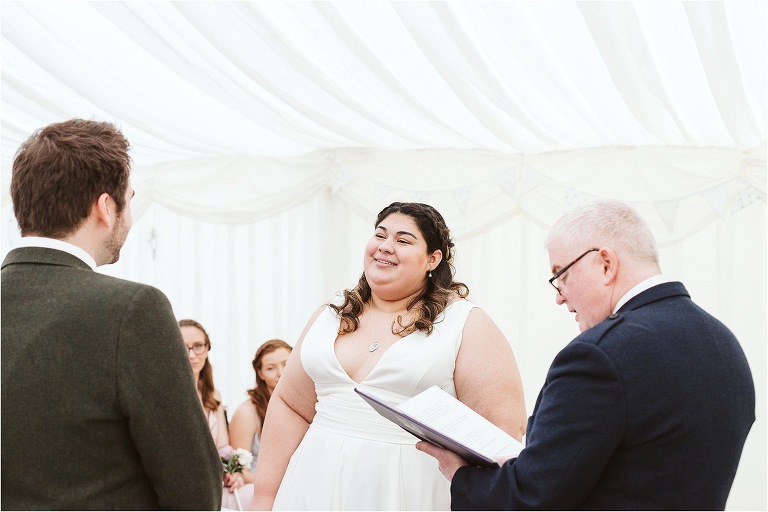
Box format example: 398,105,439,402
701,184,727,218
654,199,680,234
494,167,518,198
730,180,765,214
330,165,355,194
564,188,591,210
521,165,547,195
452,186,473,215
412,191,432,204
371,182,393,203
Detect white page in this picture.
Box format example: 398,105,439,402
397,386,523,460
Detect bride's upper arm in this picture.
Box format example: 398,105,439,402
270,304,326,423
454,307,527,440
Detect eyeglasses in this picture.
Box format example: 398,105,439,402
187,343,207,356
548,248,599,295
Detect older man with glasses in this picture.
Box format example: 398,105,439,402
418,199,755,510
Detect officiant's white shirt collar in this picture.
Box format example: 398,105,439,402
18,237,97,270
613,274,671,314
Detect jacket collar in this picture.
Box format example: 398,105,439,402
618,281,690,312
16,236,96,269
2,246,93,272
612,274,671,313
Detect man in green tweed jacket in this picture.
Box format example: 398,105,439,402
1,119,223,510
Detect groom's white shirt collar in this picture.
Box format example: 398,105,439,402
18,237,97,270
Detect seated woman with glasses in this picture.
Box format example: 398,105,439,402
179,319,253,510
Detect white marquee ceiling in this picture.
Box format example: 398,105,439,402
1,1,766,240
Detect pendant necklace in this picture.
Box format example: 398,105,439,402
368,305,404,353
369,322,389,352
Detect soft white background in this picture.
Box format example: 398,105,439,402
1,2,765,509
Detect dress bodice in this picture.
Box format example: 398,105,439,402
301,299,474,443
275,298,476,510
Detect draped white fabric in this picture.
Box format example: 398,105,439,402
1,2,765,509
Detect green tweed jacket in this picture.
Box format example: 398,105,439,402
1,247,223,510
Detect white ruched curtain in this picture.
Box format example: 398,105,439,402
1,2,765,509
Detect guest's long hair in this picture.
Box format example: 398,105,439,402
178,319,220,413
331,202,469,336
247,339,293,425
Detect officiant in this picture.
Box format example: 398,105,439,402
417,200,755,510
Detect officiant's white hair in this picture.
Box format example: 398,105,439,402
545,200,659,265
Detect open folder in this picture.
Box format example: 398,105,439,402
355,385,523,468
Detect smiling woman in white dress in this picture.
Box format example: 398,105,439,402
249,202,527,511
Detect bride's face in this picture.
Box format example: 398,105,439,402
363,213,441,301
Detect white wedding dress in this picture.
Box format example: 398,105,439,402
273,299,475,511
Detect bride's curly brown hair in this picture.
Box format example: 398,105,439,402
330,202,468,336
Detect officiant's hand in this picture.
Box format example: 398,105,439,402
415,441,469,481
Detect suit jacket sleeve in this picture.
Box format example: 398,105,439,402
116,286,222,510
451,341,625,510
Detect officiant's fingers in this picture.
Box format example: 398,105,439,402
415,441,467,482
415,441,439,457
416,440,454,461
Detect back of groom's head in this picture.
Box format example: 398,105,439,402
11,119,132,238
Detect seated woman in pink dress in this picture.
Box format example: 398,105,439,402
180,319,253,510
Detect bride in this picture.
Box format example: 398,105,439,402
249,201,527,511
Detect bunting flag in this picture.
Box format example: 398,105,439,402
330,165,355,194
730,179,765,214
452,186,473,215
701,183,728,218
412,191,432,204
654,199,680,234
335,166,763,232
494,166,518,198
371,182,393,204
521,165,548,195
564,188,592,210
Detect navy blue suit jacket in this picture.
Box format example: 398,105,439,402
451,282,754,510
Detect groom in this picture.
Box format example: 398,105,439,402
1,119,222,509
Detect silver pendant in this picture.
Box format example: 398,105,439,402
369,342,380,352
